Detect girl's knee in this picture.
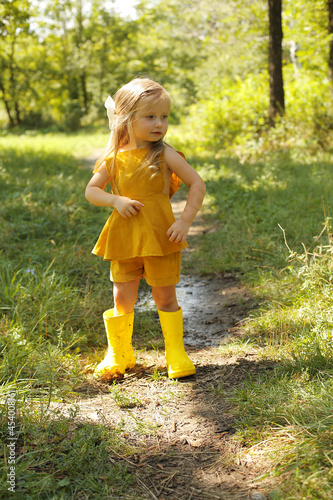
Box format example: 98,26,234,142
152,286,178,312
113,279,140,315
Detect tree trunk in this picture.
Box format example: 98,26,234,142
81,72,89,112
76,0,89,112
9,38,21,125
268,0,285,127
0,77,15,127
328,0,333,92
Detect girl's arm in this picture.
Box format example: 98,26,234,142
85,164,144,218
165,146,206,243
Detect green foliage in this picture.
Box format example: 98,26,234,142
179,73,270,152
1,0,332,156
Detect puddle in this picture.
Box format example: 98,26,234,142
137,275,250,347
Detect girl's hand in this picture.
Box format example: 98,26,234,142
167,218,190,243
114,196,144,218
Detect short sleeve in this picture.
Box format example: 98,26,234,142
93,153,113,175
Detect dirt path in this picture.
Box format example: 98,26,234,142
70,156,272,498
68,273,273,499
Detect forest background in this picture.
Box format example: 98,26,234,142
1,0,332,147
1,0,333,499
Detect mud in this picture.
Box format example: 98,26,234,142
137,274,252,347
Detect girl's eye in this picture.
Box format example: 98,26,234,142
144,115,168,119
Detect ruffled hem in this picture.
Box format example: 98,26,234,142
92,240,188,262
92,194,188,261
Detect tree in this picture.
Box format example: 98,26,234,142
268,0,285,126
0,0,32,126
329,0,333,91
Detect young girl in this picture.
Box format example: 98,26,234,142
85,77,206,380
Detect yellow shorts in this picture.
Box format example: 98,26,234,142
110,252,181,287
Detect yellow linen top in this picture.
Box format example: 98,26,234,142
92,147,188,261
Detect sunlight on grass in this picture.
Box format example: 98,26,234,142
0,131,109,157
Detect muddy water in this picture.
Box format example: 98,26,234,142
137,275,249,347
177,276,231,347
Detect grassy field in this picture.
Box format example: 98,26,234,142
1,130,333,498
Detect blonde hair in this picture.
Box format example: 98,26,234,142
95,78,171,190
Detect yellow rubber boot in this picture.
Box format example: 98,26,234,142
94,309,135,378
158,307,196,379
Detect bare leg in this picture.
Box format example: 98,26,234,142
113,278,141,316
152,284,179,312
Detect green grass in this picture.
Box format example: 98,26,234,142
1,395,136,499
200,150,333,498
1,130,333,498
224,366,333,500
239,245,333,499
183,142,333,498
0,132,153,499
188,150,333,276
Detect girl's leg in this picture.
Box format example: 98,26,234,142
113,278,141,315
151,284,179,312
152,285,195,379
94,278,140,378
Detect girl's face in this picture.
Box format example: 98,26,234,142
131,97,170,148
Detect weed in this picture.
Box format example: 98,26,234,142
109,384,143,409
149,368,166,381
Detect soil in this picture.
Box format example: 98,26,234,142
67,160,274,499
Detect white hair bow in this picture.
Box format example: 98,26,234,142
104,95,116,130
